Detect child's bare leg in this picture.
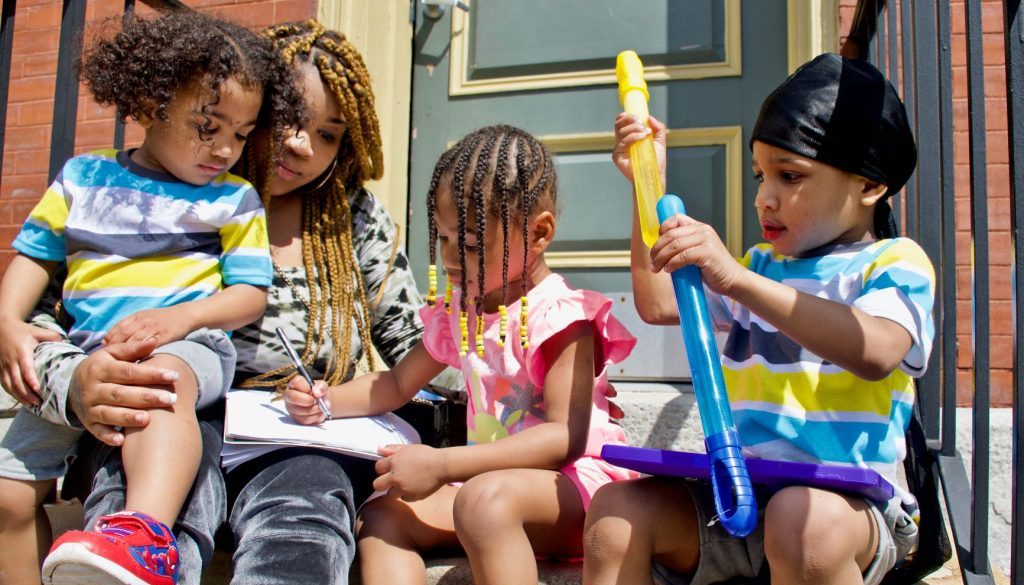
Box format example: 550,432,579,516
452,469,584,585
120,353,200,526
764,486,876,585
356,485,461,585
0,477,55,585
583,477,700,585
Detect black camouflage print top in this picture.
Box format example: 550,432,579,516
233,188,424,382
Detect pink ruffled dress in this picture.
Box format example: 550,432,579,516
420,273,640,508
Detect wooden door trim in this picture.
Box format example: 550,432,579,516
540,126,744,269
320,1,413,228
787,0,840,72
447,0,743,96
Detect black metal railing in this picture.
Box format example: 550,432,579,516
0,0,179,188
850,1,1024,584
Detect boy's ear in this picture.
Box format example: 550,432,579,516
859,177,889,206
529,210,556,254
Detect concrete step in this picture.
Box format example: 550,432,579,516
4,388,1013,584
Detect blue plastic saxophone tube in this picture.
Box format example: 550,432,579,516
656,194,757,538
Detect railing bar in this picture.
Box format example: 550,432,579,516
0,0,18,186
888,0,898,89
938,0,958,457
939,453,997,584
901,0,917,238
877,3,888,74
112,0,137,150
965,0,992,572
1004,0,1024,582
47,0,87,182
886,0,903,230
913,0,942,438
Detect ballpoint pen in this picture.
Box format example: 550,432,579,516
275,327,332,420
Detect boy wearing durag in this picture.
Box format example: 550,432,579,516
585,53,935,585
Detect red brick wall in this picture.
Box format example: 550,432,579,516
840,1,1013,407
0,0,316,273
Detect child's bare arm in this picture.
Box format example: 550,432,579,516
613,113,679,324
284,340,446,425
727,271,912,380
650,215,912,380
377,321,597,503
0,255,62,401
103,283,267,346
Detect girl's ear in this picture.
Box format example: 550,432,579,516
529,210,556,254
860,177,888,207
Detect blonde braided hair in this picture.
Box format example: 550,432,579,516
238,19,384,390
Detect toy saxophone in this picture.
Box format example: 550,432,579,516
617,50,757,537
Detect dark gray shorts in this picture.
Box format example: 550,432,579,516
0,328,235,481
652,481,918,585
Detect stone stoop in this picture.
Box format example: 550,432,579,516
5,388,1012,584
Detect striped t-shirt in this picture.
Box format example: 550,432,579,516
707,238,935,482
13,149,272,353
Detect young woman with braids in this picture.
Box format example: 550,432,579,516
284,125,640,585
2,19,428,585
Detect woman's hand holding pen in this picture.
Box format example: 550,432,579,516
373,444,447,502
284,375,331,425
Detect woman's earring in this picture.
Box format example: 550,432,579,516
308,157,339,192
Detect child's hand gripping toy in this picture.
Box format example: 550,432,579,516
615,50,757,538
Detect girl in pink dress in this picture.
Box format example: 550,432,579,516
285,124,638,584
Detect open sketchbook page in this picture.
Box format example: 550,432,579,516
221,389,420,472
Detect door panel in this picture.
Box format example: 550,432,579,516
409,0,790,379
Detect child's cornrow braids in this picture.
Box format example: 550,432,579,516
494,131,515,346
519,131,557,349
239,20,383,391
426,147,458,310
451,133,484,356
425,125,557,354
470,130,501,356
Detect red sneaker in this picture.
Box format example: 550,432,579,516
42,511,179,585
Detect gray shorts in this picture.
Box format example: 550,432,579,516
652,481,918,585
0,328,235,481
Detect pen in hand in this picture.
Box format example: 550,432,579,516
275,327,332,420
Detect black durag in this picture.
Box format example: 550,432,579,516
750,53,917,239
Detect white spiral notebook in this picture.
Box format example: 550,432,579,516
221,390,420,471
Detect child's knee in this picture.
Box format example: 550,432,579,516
356,497,412,542
764,487,862,576
0,477,53,527
452,474,519,535
139,353,198,401
583,481,658,557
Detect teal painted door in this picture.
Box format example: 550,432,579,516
408,0,792,378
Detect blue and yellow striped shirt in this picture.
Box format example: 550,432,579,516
707,238,936,482
13,150,271,353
